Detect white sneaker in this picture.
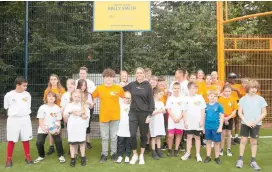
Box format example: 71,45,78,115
58,156,65,163
125,156,130,163
116,156,123,163
196,155,202,162
227,149,233,157
181,152,191,160
139,154,145,165
34,156,44,164
129,154,138,165
219,149,224,156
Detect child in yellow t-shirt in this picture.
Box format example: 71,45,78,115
218,85,238,157
203,75,217,103
196,69,206,95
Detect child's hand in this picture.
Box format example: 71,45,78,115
89,102,94,109
73,110,81,116
145,116,151,124
42,126,48,133
81,115,88,120
184,122,188,129
199,121,204,128
174,118,179,123
217,128,222,133
224,116,231,121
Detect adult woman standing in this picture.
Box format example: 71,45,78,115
124,67,155,165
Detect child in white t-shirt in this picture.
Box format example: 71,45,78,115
182,82,206,162
34,91,65,164
4,77,33,168
150,87,166,160
64,89,90,167
116,91,132,163
60,79,76,119
166,82,185,157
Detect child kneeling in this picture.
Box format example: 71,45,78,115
34,91,65,164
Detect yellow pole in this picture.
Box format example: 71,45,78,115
217,1,225,81
225,1,228,20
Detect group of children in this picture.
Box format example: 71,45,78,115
3,67,267,171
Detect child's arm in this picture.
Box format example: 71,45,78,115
253,107,267,126
183,111,188,129
4,93,9,110
199,109,205,127
217,113,224,133
226,109,237,120
238,106,253,127
39,119,48,133
167,108,177,121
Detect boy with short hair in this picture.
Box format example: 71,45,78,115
182,82,206,162
92,68,125,163
204,90,224,165
236,80,267,171
4,77,33,168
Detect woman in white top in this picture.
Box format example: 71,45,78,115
64,89,90,167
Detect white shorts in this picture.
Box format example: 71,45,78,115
7,116,33,142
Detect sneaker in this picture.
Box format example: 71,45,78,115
34,156,44,164
168,149,173,157
145,144,150,154
100,154,107,163
227,149,233,157
157,149,165,158
86,142,92,150
236,159,243,168
59,156,66,163
215,157,222,165
5,158,12,168
47,146,55,155
219,149,224,156
129,154,138,165
181,152,191,160
124,156,130,163
111,153,118,162
196,155,202,162
25,156,33,165
81,157,86,166
234,137,240,144
139,154,145,165
204,156,211,163
70,158,76,167
174,150,179,157
116,156,123,163
250,161,261,171
231,138,237,145
152,151,160,160
201,142,206,147
161,142,168,151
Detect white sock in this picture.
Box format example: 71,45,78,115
235,134,238,138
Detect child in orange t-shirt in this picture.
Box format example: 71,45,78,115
203,75,218,103
43,74,66,156
196,69,206,96
211,71,224,94
218,85,238,157
92,68,124,163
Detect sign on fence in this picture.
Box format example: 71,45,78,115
93,1,151,31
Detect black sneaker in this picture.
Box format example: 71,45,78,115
86,142,92,150
145,144,150,154
25,156,33,165
157,148,165,158
5,159,12,168
70,158,76,167
204,156,211,163
215,157,222,165
161,143,168,151
174,150,179,157
111,153,118,162
201,142,206,147
234,137,240,144
100,154,107,163
167,149,173,157
152,150,160,160
231,138,236,145
47,146,55,155
81,157,86,166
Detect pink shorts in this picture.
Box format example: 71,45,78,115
168,129,183,135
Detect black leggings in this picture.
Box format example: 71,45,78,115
129,111,149,150
117,137,131,157
36,133,64,157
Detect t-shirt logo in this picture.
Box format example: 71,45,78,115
194,101,201,105
124,108,129,112
136,86,144,90
228,102,232,106
22,97,28,102
11,99,16,103
177,101,182,106
214,108,218,112
50,113,57,118
110,91,118,96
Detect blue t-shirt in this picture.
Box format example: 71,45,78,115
205,102,224,130
239,94,267,126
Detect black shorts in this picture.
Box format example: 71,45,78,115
222,118,234,130
240,124,260,139
164,113,168,131
86,108,94,134
185,130,203,136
